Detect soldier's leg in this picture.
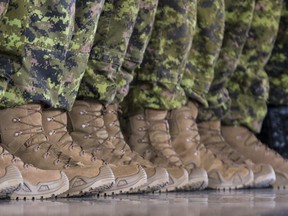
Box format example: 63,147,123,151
115,0,159,104
125,0,196,114
195,0,278,189
197,0,255,121
222,0,283,132
221,0,287,188
0,0,76,109
259,3,288,158
59,0,105,110
77,0,140,104
182,0,225,107
68,0,158,195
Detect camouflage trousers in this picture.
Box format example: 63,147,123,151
265,2,288,106
221,0,283,133
76,0,142,105
0,0,105,110
182,0,225,107
125,0,226,115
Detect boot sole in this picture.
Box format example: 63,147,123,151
100,166,147,196
161,169,189,192
10,171,69,200
131,167,169,193
208,168,254,190
61,166,115,197
0,166,23,198
181,178,209,191
253,173,276,188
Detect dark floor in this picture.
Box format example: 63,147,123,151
1,189,288,216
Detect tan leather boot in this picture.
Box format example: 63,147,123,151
198,120,275,188
0,151,69,200
0,104,115,197
103,104,169,192
0,147,22,198
222,125,288,188
168,101,254,190
127,109,189,191
44,106,147,195
169,107,209,190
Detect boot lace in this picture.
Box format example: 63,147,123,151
198,125,244,164
12,106,74,167
45,111,98,161
79,107,132,164
137,114,183,167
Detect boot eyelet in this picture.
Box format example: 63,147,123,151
69,145,74,151
47,117,53,122
54,159,60,165
91,156,97,162
49,130,56,136
80,150,85,156
12,118,20,123
64,164,70,169
43,152,50,159
34,146,40,152
15,131,23,137
24,164,29,169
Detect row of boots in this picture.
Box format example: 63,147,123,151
0,100,286,199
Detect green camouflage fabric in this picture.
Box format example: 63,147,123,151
197,0,256,122
77,0,140,105
0,0,104,110
115,0,159,104
265,2,288,105
58,0,105,110
182,0,225,108
124,0,197,115
222,0,283,133
0,0,9,19
0,0,76,109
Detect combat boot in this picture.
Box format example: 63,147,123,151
103,104,169,191
198,120,275,188
168,107,209,190
127,109,189,191
1,151,69,200
0,147,22,198
0,104,115,197
222,125,288,189
168,101,254,190
44,106,147,195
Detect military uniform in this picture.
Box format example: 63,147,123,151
125,0,200,114
259,2,288,158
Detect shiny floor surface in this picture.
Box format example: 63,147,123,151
1,189,288,216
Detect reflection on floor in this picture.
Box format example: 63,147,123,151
1,189,288,216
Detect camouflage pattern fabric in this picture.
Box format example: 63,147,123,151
265,2,288,105
197,0,256,122
182,0,225,108
124,0,197,115
77,0,140,105
0,0,77,109
0,0,104,110
59,0,105,110
115,0,159,104
222,0,283,133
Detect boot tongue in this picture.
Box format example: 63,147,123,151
145,109,168,121
199,120,221,131
187,101,198,118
